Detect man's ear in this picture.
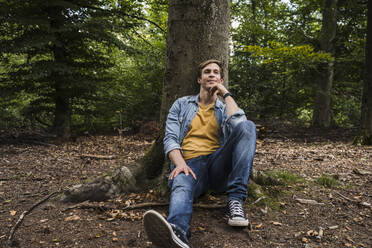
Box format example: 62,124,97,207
197,78,201,84
220,78,224,84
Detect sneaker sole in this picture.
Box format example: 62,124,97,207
143,210,189,248
228,218,249,227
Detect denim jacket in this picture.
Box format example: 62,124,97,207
164,94,247,157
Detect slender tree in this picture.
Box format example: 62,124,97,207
361,0,372,144
312,0,338,127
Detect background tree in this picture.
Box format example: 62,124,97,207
230,0,366,127
312,0,338,127
361,0,372,145
0,0,143,138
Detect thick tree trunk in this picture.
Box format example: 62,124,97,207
62,0,231,202
312,0,338,128
160,0,230,123
361,0,372,145
145,0,231,180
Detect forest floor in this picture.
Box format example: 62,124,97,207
0,125,371,248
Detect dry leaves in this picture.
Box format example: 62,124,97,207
64,215,80,221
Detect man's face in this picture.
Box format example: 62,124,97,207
197,63,224,91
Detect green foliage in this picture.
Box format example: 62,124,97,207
231,41,331,122
0,0,166,134
315,174,339,188
230,0,366,128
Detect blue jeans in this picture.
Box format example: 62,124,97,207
166,120,257,238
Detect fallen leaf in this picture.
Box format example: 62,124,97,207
256,223,263,229
302,237,308,243
271,221,282,226
112,231,117,237
198,226,206,231
306,230,318,236
328,225,339,230
40,219,48,223
10,210,17,216
64,215,81,221
112,237,118,242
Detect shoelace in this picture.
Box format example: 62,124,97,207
228,200,245,217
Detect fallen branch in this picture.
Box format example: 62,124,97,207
335,192,355,202
251,196,266,205
63,201,227,212
79,154,117,160
295,198,325,205
64,196,275,213
8,190,61,241
28,140,57,147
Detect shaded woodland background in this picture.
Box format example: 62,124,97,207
1,1,371,247
0,0,370,143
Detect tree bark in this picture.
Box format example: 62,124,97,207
361,0,372,145
312,0,338,128
62,0,231,202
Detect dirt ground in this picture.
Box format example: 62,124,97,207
0,126,371,248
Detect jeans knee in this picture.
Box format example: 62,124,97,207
235,120,256,137
171,174,194,193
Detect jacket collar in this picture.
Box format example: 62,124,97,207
188,94,223,109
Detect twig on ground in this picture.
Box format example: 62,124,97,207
335,192,355,202
8,190,61,241
64,201,227,212
65,197,276,213
79,154,117,160
251,196,266,205
28,140,57,147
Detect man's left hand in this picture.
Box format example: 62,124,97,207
209,83,228,97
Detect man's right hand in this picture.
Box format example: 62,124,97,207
168,149,197,180
169,163,196,180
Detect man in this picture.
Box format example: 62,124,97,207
143,59,256,248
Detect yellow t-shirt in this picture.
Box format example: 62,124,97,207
181,103,220,161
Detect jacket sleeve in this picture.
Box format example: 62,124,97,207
222,108,247,138
163,99,182,157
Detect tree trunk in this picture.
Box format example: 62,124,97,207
54,79,71,140
361,0,372,145
62,0,231,202
145,0,231,180
160,0,230,123
50,7,72,139
312,0,338,128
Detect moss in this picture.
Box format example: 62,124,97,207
256,170,304,186
142,131,165,179
316,174,339,188
247,182,265,200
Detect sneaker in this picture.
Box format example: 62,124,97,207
143,210,190,248
226,200,249,227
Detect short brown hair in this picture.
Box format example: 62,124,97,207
198,59,224,79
